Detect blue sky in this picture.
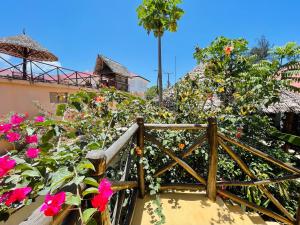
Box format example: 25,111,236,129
0,0,299,86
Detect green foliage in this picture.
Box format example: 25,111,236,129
272,42,300,64
137,0,184,37
145,85,158,100
272,130,300,147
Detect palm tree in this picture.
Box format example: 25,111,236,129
137,0,184,106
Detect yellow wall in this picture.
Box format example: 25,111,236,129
0,78,96,117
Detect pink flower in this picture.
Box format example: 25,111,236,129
91,178,113,212
26,148,40,159
6,132,21,142
40,192,66,216
0,155,16,178
26,134,38,144
0,187,32,206
10,114,24,125
34,116,45,123
0,123,12,133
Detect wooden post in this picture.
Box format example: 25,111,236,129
206,117,218,202
136,116,145,198
297,198,300,225
93,156,111,225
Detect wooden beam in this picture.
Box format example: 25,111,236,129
218,132,300,174
123,190,138,225
144,123,207,130
154,135,207,177
145,133,207,185
137,117,145,198
206,118,218,202
159,183,206,191
217,174,300,187
218,190,293,225
86,123,139,167
218,138,295,222
111,181,138,191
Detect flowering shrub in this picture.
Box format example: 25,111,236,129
0,87,175,223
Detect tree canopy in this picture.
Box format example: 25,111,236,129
136,0,184,37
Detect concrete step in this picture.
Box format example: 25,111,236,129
131,191,260,225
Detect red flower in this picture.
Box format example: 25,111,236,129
95,96,105,103
0,155,16,178
1,187,32,206
6,132,21,142
178,143,185,150
10,114,24,125
34,116,45,123
224,46,234,56
26,134,38,144
236,132,242,139
26,148,40,159
0,123,12,133
40,192,66,216
91,178,113,212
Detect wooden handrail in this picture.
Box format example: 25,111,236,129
145,133,207,185
136,117,145,198
154,134,207,177
86,123,139,167
218,132,300,174
144,123,207,130
217,174,300,187
218,137,295,222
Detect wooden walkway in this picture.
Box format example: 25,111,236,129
131,191,279,225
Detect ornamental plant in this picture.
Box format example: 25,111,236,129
0,87,175,223
168,36,300,215
137,0,184,105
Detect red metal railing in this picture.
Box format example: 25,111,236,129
0,55,128,90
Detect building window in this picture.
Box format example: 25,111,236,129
49,92,68,103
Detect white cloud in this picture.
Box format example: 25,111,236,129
0,53,12,68
0,53,12,61
27,61,62,75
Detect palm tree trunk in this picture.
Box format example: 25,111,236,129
158,36,163,106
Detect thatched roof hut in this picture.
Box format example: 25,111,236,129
0,34,57,61
94,55,131,77
262,90,300,114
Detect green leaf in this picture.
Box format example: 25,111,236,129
87,142,101,150
56,104,67,116
41,129,55,143
39,143,54,151
83,177,99,188
65,192,82,206
271,130,300,147
82,187,99,197
50,167,74,192
87,218,97,225
76,159,95,172
22,170,41,177
65,176,85,187
83,208,97,223
15,163,35,171
26,127,35,136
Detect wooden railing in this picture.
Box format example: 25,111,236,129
0,55,128,90
22,117,300,225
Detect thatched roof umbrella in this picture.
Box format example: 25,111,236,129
0,33,58,79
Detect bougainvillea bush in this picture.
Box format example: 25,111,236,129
0,87,175,223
